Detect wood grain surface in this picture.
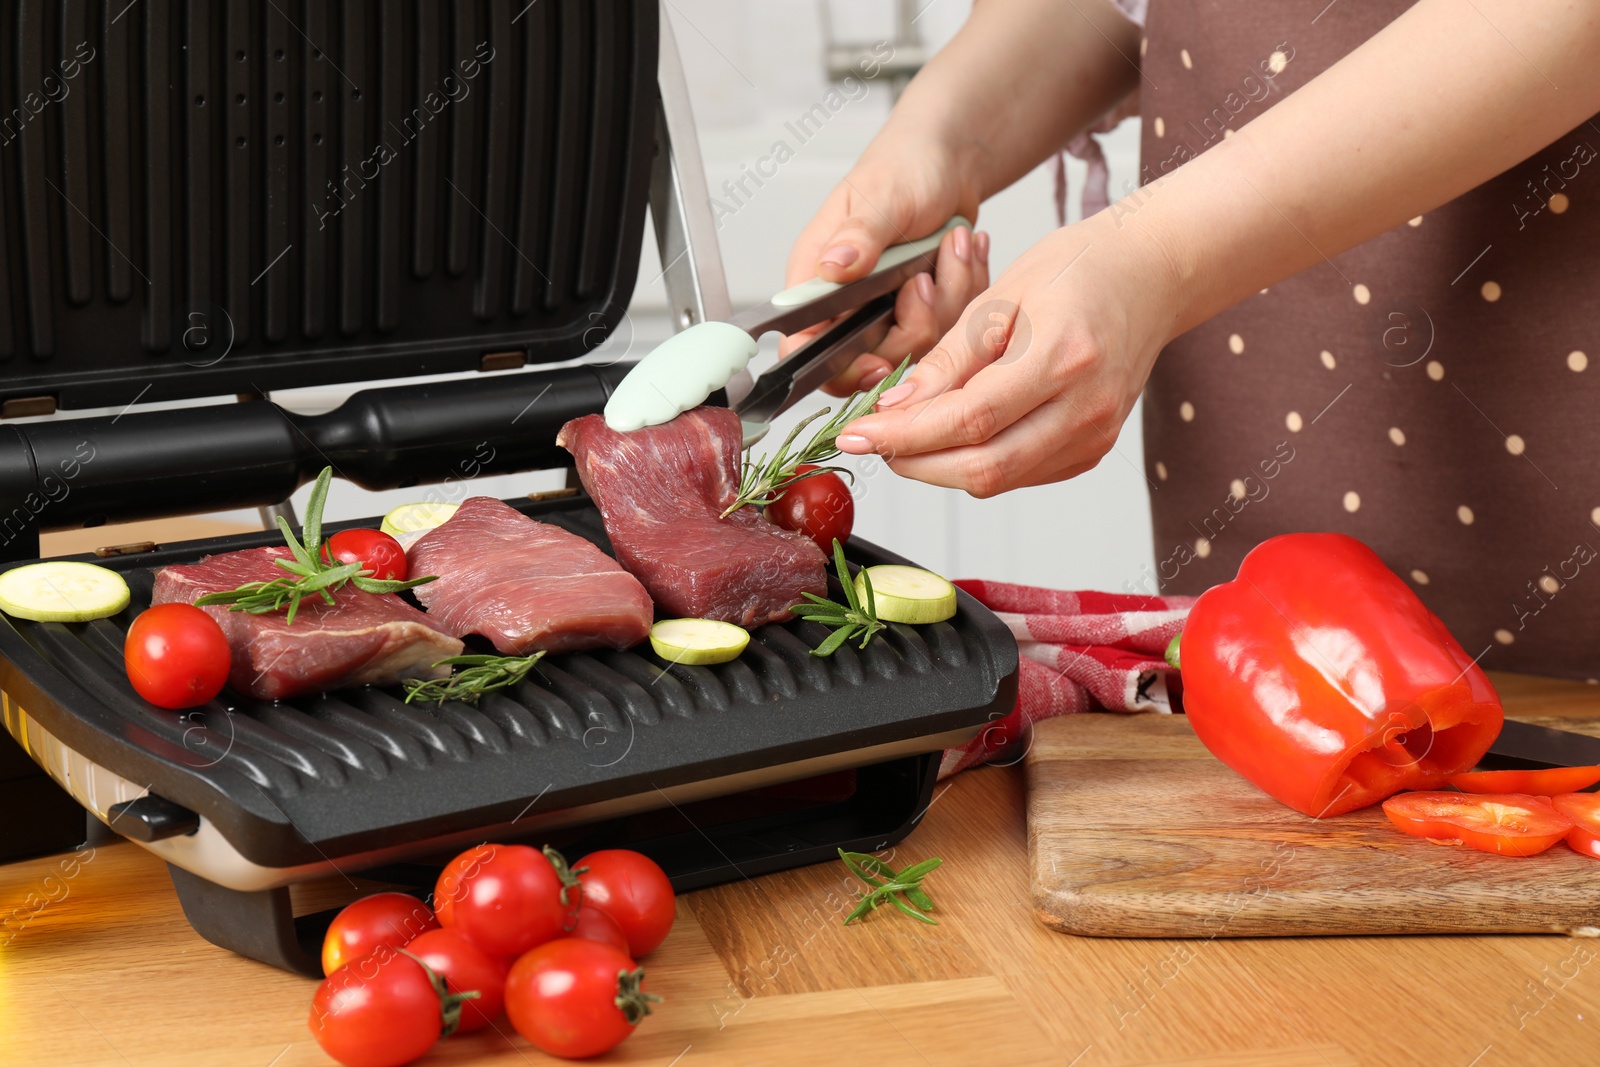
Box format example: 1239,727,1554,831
3,738,1599,1066
1028,677,1600,939
2,515,1598,1065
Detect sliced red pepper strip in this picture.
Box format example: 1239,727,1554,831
1448,765,1600,796
1181,534,1504,817
1382,791,1572,856
1551,793,1600,859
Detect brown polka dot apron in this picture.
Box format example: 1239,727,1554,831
1138,1,1600,678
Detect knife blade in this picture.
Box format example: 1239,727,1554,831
1476,718,1600,771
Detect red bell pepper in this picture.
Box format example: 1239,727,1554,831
1180,533,1503,818
1382,792,1571,856
1551,793,1600,859
1448,765,1600,796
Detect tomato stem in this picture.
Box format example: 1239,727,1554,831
398,947,480,1038
613,966,662,1026
543,844,588,911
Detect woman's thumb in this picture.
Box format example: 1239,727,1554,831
813,210,911,283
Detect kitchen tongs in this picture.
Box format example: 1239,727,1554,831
604,216,969,441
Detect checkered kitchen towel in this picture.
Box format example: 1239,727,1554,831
938,582,1194,778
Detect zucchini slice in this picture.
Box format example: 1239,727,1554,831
649,618,750,665
854,565,958,625
0,561,131,623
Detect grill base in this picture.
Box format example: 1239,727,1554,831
0,493,1016,974
169,751,940,977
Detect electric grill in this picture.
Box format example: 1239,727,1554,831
0,1,1017,976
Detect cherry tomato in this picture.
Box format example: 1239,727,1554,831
1551,792,1600,859
405,928,510,1033
321,892,439,977
1448,765,1600,796
505,939,657,1059
452,844,579,957
1382,791,1573,856
567,904,631,955
574,850,676,957
432,844,497,928
309,948,445,1067
764,464,854,553
325,529,409,581
124,603,231,709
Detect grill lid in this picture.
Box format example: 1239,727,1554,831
0,0,656,410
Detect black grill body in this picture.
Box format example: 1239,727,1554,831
0,1,1020,975
0,498,1015,973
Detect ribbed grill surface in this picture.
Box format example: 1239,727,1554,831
0,498,1017,865
0,1,654,408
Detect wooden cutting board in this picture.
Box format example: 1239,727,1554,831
1025,673,1600,937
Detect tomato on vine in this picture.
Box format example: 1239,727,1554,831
321,892,438,977
764,464,854,553
451,844,581,957
504,939,659,1059
404,928,509,1034
325,529,409,582
309,947,475,1067
124,603,230,710
574,849,676,957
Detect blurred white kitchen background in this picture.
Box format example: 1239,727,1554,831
633,0,1154,592
105,1,1157,593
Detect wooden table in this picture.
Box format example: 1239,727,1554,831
2,523,1597,1066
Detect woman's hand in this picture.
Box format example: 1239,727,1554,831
833,216,1182,496
774,0,1144,395
780,141,989,395
830,0,1600,500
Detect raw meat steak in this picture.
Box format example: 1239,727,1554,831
557,406,827,627
407,496,653,654
152,547,464,701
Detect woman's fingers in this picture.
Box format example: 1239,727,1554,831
805,226,991,394
930,226,985,329
837,350,1054,458
847,271,1023,425
820,353,897,397
812,183,925,283
813,274,929,394
879,396,1108,497
849,273,938,381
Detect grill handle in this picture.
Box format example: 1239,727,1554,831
0,362,646,559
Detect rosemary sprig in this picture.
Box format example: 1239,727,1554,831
194,466,436,624
794,538,885,656
403,652,547,704
721,356,912,518
838,849,943,926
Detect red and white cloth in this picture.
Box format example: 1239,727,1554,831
938,581,1194,779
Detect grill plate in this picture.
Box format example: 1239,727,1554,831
0,494,1017,870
